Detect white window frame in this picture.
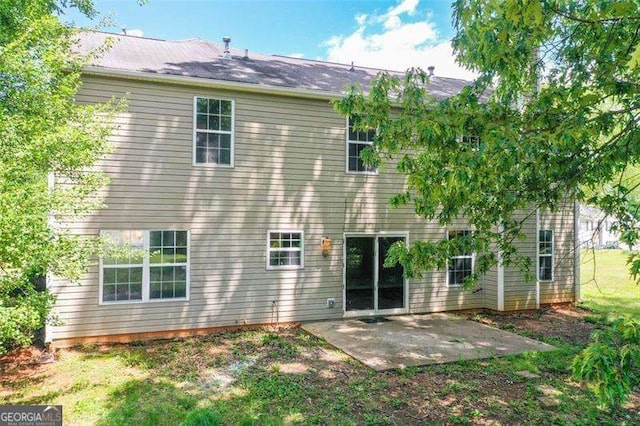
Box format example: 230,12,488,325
99,230,190,305
345,117,378,175
193,96,235,168
537,229,554,282
446,229,475,287
266,229,304,270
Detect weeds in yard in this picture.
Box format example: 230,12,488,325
180,408,222,426
395,366,421,377
2,306,640,424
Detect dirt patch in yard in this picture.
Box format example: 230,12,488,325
460,304,598,346
0,347,51,395
1,308,637,425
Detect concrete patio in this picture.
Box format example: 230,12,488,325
302,313,555,371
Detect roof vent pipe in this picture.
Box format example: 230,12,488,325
427,66,435,76
222,36,232,59
349,61,355,72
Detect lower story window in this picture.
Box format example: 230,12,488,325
102,230,144,302
267,230,304,269
101,230,189,303
448,230,473,286
102,266,144,302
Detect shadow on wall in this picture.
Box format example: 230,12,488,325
64,77,480,338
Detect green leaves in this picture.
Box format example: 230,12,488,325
573,318,640,409
335,68,541,279
0,1,120,353
627,43,640,70
335,1,640,287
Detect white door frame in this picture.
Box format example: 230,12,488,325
343,231,409,317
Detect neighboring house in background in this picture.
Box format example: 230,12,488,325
579,205,620,249
48,31,579,347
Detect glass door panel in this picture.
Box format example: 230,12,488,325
377,236,405,310
345,237,375,311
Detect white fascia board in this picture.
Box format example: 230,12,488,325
82,66,343,101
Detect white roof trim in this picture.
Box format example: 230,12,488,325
82,66,344,101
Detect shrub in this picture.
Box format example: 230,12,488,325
573,318,640,409
0,276,55,355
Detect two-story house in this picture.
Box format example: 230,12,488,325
48,32,579,347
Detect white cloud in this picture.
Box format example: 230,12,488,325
387,0,419,17
383,0,419,29
288,53,305,59
321,0,476,81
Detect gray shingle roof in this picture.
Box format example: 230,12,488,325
76,31,472,99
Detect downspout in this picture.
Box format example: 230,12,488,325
574,198,581,302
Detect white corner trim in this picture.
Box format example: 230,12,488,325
44,171,55,344
496,225,504,311
535,208,541,309
574,198,581,302
497,246,504,311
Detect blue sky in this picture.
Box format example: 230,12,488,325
62,0,474,79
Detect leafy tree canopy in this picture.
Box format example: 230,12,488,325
0,0,119,353
335,0,640,283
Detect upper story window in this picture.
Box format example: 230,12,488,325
347,117,377,174
461,134,480,150
194,97,234,166
538,229,554,281
101,230,189,304
447,230,474,286
267,230,304,270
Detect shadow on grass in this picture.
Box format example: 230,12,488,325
87,331,333,425
96,378,198,426
18,389,65,406
91,370,334,425
33,326,637,425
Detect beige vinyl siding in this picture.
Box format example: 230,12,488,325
478,238,501,311
52,76,574,340
482,265,499,311
51,76,487,340
407,225,485,313
501,202,576,310
539,200,576,304
503,210,538,311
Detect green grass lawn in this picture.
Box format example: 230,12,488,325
580,249,640,318
2,318,638,425
1,251,638,424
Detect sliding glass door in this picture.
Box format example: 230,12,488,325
345,234,406,313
